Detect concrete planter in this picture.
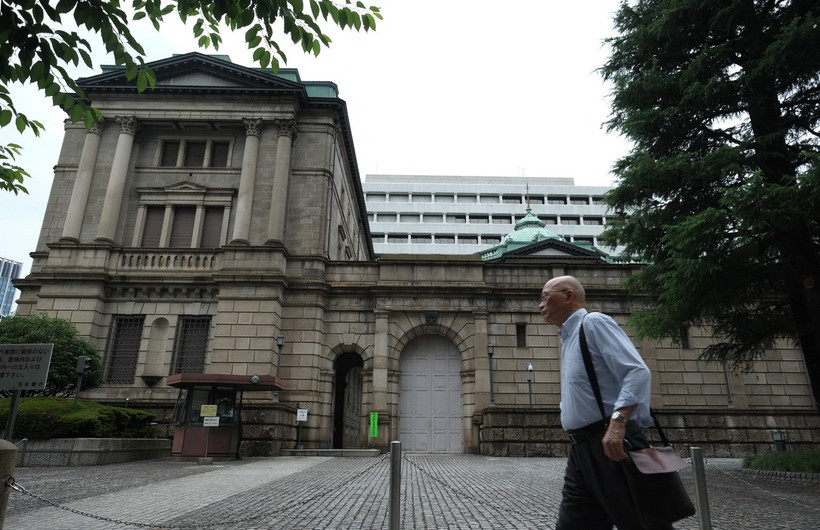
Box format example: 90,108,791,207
16,438,171,467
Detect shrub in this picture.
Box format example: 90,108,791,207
0,314,103,397
0,397,157,440
743,451,820,474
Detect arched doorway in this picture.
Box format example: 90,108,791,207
333,352,364,449
398,335,463,452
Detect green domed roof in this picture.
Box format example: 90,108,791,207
479,208,564,260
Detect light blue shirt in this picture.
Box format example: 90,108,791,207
559,308,652,431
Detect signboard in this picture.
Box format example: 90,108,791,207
369,412,378,438
203,416,220,427
200,404,218,417
0,344,53,391
297,409,308,422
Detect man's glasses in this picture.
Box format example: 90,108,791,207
539,289,567,303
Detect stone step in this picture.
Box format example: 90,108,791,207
280,448,382,457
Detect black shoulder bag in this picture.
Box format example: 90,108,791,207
579,320,696,529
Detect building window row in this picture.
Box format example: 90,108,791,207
133,184,235,249
365,192,605,205
372,234,594,246
159,139,233,168
369,213,606,226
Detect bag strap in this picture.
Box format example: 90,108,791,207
578,318,606,420
579,317,671,446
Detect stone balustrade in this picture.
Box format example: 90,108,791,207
114,250,221,272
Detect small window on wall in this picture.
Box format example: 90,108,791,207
679,326,691,349
184,141,207,167
210,142,230,167
169,206,196,248
170,316,212,374
199,207,224,247
516,323,527,347
141,205,164,247
160,141,180,166
105,315,145,383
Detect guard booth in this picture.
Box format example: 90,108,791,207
167,373,286,458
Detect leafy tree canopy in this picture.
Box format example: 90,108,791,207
0,314,102,397
600,0,820,403
0,0,382,194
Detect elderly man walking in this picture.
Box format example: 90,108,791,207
539,275,672,530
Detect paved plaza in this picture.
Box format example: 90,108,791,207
4,454,818,529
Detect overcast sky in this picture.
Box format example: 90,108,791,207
0,0,629,280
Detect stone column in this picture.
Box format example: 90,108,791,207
230,118,262,244
474,312,492,409
96,116,138,243
62,120,105,241
266,119,298,244
372,310,390,412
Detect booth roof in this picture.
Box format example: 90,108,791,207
166,373,286,391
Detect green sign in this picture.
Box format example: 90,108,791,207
369,412,378,438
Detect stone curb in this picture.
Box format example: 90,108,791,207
739,467,820,486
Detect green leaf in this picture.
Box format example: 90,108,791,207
44,82,60,97
30,61,45,82
0,110,11,127
136,71,148,92
69,103,84,123
15,115,27,133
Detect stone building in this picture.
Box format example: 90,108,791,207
14,53,818,456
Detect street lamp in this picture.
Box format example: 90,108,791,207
527,363,533,408
488,344,496,407
273,335,285,403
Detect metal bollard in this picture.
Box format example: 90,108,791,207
389,441,401,530
0,439,18,530
690,446,712,530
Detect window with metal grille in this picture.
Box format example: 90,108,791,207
170,316,211,374
105,315,145,383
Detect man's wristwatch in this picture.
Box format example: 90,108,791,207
610,410,628,424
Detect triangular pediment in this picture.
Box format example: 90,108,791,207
165,181,208,193
78,52,307,96
485,238,612,263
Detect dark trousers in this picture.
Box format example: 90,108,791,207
555,424,674,530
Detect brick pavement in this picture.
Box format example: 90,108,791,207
4,455,819,529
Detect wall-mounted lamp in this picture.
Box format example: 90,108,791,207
273,335,285,403
527,363,534,408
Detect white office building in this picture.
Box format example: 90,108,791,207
363,175,617,256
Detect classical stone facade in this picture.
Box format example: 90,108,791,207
14,53,818,456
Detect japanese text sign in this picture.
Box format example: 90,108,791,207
0,344,54,391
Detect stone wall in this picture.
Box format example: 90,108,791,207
477,408,820,458
16,438,171,467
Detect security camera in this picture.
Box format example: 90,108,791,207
250,374,261,384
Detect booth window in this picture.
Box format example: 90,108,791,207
171,386,236,425
170,316,211,374
105,315,145,383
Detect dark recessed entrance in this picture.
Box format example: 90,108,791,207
333,352,364,449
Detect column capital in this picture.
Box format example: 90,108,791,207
274,118,298,139
243,117,263,137
89,119,106,136
115,116,140,136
